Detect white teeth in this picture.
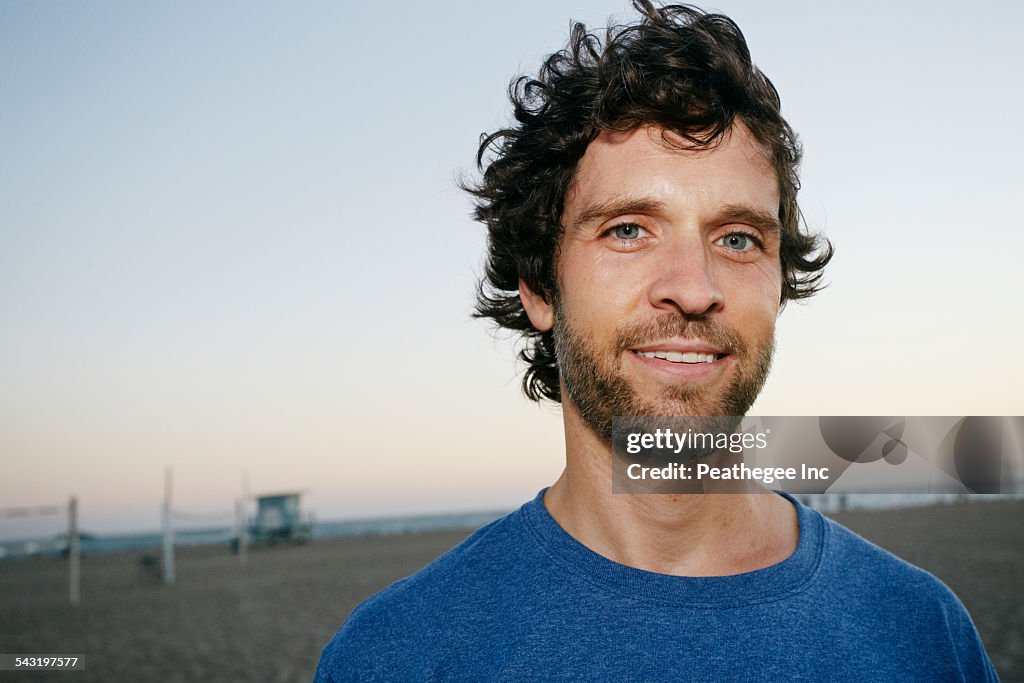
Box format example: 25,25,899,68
637,351,718,364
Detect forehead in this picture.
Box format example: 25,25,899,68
564,125,780,218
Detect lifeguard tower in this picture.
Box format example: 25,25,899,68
247,491,313,545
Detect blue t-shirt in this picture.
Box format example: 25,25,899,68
316,490,997,681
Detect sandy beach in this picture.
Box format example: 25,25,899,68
1,499,1020,682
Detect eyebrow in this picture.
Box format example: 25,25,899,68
570,197,782,235
571,197,666,233
716,204,782,235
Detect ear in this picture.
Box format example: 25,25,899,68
519,278,554,332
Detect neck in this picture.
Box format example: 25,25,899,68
544,398,798,577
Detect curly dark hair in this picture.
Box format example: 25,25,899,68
466,0,833,404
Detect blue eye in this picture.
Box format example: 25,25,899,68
611,224,643,240
719,233,756,250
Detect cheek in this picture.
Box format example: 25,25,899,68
749,258,783,308
721,259,782,324
557,248,647,321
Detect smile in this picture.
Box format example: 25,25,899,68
631,351,721,364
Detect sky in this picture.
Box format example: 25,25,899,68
2,0,1022,537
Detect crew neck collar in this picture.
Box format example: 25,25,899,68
519,487,826,608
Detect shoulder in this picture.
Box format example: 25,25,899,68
818,511,959,602
315,509,532,682
813,510,998,680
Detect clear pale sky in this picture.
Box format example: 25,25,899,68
2,1,1022,536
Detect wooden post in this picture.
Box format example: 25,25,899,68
162,468,175,585
68,496,80,606
241,470,250,563
236,498,247,564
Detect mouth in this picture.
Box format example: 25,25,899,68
625,342,734,381
629,350,728,364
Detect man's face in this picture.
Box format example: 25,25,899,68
522,124,783,440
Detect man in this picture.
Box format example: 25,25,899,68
316,2,997,680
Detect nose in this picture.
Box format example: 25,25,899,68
646,239,724,316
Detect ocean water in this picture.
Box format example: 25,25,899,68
0,510,509,560
1,494,1019,560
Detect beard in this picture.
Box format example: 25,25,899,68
552,305,775,444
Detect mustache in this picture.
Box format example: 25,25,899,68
614,315,748,355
